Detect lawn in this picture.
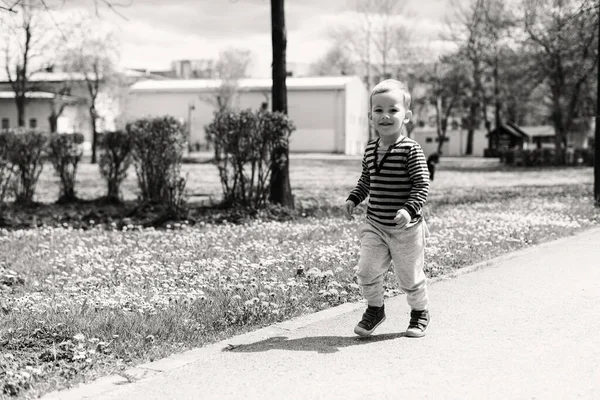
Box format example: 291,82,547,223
1,156,598,399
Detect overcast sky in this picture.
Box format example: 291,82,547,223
66,0,457,77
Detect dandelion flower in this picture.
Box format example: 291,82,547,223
73,333,85,342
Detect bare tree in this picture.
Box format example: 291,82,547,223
523,0,599,162
47,82,72,132
331,0,414,85
1,0,131,134
427,56,471,154
330,0,414,140
445,0,490,154
309,45,356,76
0,0,133,17
212,47,253,112
2,0,57,127
61,23,120,163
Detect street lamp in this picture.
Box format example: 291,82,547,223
188,102,195,152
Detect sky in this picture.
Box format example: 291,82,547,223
61,0,459,77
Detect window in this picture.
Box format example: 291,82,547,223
425,137,433,143
1,118,9,131
428,116,436,127
29,118,37,129
451,120,459,130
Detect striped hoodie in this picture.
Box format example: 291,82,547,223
347,136,430,226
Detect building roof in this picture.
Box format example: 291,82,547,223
0,71,89,82
129,76,363,92
122,69,170,80
0,91,80,102
521,125,555,137
489,122,529,139
0,68,167,83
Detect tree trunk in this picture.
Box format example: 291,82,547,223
594,6,599,207
493,57,501,130
467,94,480,155
435,95,447,154
269,0,294,209
552,87,566,166
467,65,480,156
466,129,474,155
16,96,26,127
48,115,58,133
90,106,98,164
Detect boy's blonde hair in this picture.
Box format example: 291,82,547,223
370,79,411,109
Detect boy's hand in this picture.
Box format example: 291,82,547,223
344,200,355,220
394,208,411,228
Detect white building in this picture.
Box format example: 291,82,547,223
0,69,165,153
410,125,489,157
0,91,84,134
125,76,370,155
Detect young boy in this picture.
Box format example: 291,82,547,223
344,79,431,338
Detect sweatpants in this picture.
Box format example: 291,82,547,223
356,218,430,310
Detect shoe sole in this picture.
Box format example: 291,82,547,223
354,316,386,337
405,329,426,338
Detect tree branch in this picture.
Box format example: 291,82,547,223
97,0,131,21
0,0,21,13
39,0,69,42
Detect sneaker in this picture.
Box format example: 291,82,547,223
405,309,429,338
354,305,386,337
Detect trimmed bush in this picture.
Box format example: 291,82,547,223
127,116,187,206
205,109,295,208
98,130,134,203
4,129,48,204
0,133,16,204
502,148,594,167
47,133,84,203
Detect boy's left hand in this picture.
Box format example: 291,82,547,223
394,209,411,228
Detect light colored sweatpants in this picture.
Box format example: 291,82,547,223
356,218,430,310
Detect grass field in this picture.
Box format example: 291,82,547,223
1,156,599,398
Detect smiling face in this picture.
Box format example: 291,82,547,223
370,89,412,144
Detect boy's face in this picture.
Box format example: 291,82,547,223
369,90,412,140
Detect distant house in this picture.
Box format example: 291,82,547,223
485,122,529,156
0,90,83,134
126,76,370,155
483,119,595,156
521,118,594,149
0,69,165,153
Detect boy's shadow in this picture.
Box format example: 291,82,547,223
223,332,406,354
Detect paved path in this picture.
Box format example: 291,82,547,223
44,227,600,400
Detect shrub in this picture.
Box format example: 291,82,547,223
98,130,134,203
501,148,593,167
47,133,84,203
4,129,48,204
127,116,187,207
205,109,295,208
0,133,16,204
